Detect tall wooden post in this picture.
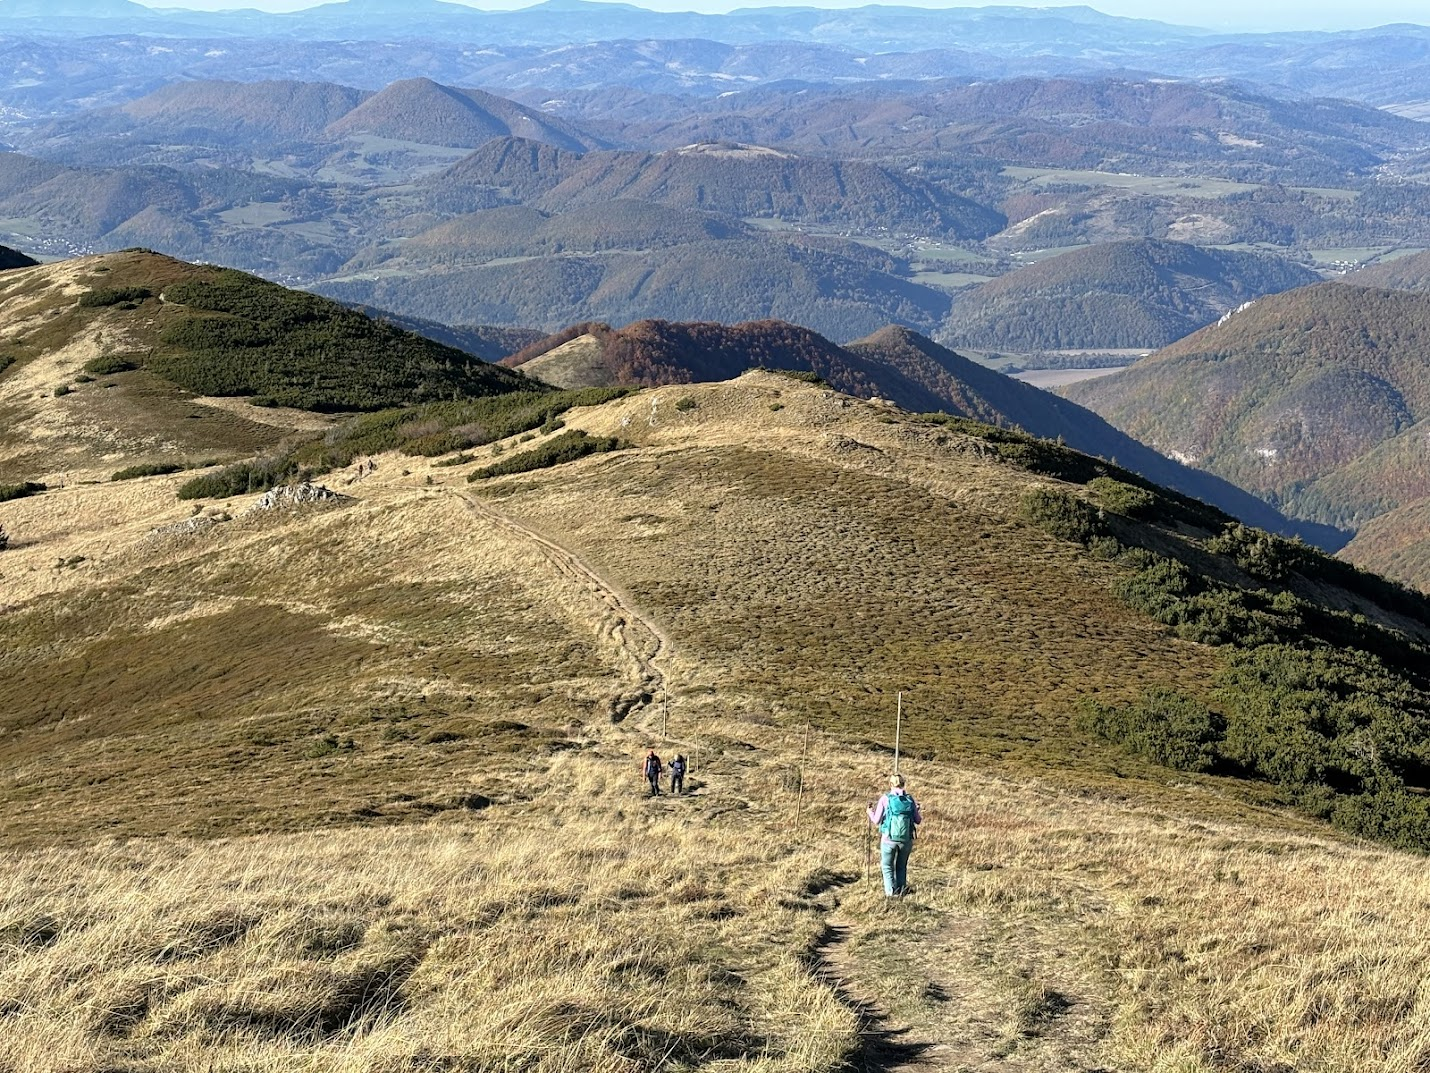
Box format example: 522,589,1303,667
894,691,903,775
794,723,810,837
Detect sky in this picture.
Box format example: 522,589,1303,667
143,0,1430,33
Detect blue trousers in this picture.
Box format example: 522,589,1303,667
880,839,912,896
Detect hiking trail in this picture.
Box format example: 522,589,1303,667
456,491,671,724
455,489,1109,1071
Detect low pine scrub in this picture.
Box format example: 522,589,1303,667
83,354,142,376
0,482,45,504
77,286,153,308
111,463,185,482
1036,490,1430,849
468,430,624,481
178,457,302,501
154,269,530,412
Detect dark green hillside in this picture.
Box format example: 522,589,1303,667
536,143,1005,239
323,78,601,152
943,239,1321,350
155,268,532,411
318,237,952,342
0,244,37,270
1065,283,1430,533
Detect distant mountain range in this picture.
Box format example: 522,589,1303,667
1064,282,1430,532
7,4,1430,119
942,239,1321,351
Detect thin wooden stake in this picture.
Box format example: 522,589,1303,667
662,699,668,739
794,723,810,837
894,691,903,775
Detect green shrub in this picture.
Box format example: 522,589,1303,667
77,287,153,308
111,463,185,482
53,384,71,397
177,456,301,500
83,354,141,376
1019,488,1109,544
0,481,45,503
1084,690,1225,773
760,368,824,385
674,396,698,412
468,430,624,481
0,355,14,377
1088,476,1159,520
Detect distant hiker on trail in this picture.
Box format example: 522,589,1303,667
642,749,663,796
868,774,922,897
669,754,687,795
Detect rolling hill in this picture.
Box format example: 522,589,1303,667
112,79,371,142
942,239,1322,351
324,77,603,153
316,236,954,342
501,318,1337,545
1342,497,1430,593
5,363,1430,1071
0,250,534,483
533,143,1006,239
613,77,1430,184
6,269,1430,1071
341,200,749,272
1343,248,1430,292
1064,282,1430,534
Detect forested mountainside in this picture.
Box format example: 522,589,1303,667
1065,283,1430,532
941,239,1320,350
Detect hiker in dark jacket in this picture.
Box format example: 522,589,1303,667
669,754,687,795
868,774,922,896
642,749,663,796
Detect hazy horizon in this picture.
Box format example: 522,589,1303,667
132,0,1430,35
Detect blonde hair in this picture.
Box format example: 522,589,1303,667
890,773,905,789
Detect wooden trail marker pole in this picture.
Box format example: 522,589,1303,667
662,700,668,739
794,723,810,837
894,691,903,775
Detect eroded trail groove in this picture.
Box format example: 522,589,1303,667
457,491,671,722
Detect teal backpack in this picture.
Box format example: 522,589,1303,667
883,793,916,845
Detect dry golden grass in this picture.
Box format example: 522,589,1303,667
4,720,1430,1073
4,372,1430,1070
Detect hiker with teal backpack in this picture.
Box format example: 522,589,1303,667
868,773,922,897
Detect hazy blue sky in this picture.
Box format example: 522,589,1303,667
143,0,1430,33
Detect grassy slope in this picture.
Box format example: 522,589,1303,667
4,375,1430,1070
0,250,533,483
